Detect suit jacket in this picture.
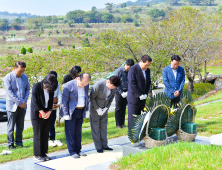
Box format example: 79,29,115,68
59,79,89,119
162,65,185,99
4,71,30,112
127,63,151,105
30,81,54,120
89,79,116,114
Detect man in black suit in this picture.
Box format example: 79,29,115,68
127,55,152,128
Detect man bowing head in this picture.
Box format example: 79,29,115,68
60,73,91,159
127,55,152,128
90,76,121,153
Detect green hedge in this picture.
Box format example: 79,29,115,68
183,83,215,99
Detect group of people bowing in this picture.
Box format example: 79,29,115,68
4,54,185,162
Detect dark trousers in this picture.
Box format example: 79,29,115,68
90,111,108,150
115,91,128,127
32,116,52,156
7,107,26,146
171,98,180,108
49,110,57,140
65,109,83,156
128,101,145,129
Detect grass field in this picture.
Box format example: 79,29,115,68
195,89,222,105
111,142,222,170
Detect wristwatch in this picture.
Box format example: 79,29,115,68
49,109,52,112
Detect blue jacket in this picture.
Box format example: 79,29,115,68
162,65,185,99
4,71,30,112
127,63,151,105
59,79,89,119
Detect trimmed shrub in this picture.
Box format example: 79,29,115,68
134,21,139,27
11,33,13,37
72,44,75,49
183,83,215,99
38,33,40,37
27,47,33,53
84,23,90,28
21,47,26,54
57,39,62,46
47,46,51,52
83,37,90,47
89,33,93,36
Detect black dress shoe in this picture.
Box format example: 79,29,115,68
8,145,15,150
102,147,113,151
35,156,46,162
121,125,126,128
117,126,122,130
97,149,103,153
43,153,51,161
78,152,87,156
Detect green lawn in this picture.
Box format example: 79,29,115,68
194,89,222,106
111,142,222,170
206,66,222,75
0,112,117,144
195,101,222,137
0,112,128,163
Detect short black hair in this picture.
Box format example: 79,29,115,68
141,55,152,63
49,71,57,78
69,65,81,79
108,76,121,87
79,73,91,81
125,59,134,67
43,74,58,93
15,61,26,68
171,55,181,61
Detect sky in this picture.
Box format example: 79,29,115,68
0,0,135,16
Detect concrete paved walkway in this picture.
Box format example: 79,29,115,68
0,136,130,170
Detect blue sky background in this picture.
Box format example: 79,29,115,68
0,0,135,16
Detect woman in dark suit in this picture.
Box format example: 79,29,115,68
31,74,58,162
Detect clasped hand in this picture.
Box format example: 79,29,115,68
19,102,26,109
174,91,180,97
97,107,108,116
40,110,51,119
139,94,147,100
121,92,127,98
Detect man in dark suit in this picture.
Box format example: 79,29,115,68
114,59,134,129
60,73,90,159
162,55,185,108
127,55,152,128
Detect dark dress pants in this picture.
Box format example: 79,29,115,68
171,98,180,108
65,108,83,156
115,91,128,127
7,107,26,146
49,110,57,140
32,116,52,156
128,100,146,129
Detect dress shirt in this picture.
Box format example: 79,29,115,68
43,89,49,108
171,65,178,80
106,87,111,100
140,68,146,80
16,76,23,98
76,86,85,107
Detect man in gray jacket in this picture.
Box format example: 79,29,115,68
90,76,120,153
4,61,30,150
